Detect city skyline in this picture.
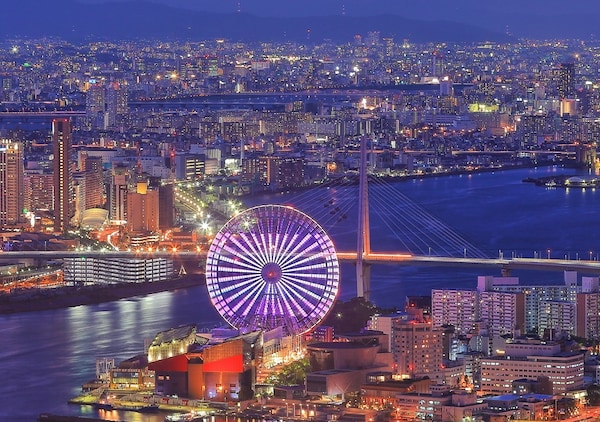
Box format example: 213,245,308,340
4,4,600,419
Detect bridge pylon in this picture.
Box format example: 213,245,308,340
356,135,371,301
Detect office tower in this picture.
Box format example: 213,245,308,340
158,183,174,230
24,172,53,212
558,62,575,99
109,165,129,224
85,83,105,129
84,156,104,209
0,140,24,226
126,181,159,233
392,314,443,379
52,118,73,233
105,81,128,129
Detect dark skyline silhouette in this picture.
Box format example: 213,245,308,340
4,0,600,41
77,0,600,39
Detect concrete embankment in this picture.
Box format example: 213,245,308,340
0,274,205,314
38,414,126,422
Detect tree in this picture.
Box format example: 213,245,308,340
266,357,310,386
587,384,600,406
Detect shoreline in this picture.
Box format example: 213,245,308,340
0,273,206,315
240,161,578,199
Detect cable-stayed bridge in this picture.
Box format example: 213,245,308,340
2,139,600,297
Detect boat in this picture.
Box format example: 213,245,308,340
112,403,160,413
165,411,204,421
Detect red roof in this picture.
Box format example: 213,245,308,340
203,354,244,373
148,354,189,372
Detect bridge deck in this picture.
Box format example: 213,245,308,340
6,251,600,274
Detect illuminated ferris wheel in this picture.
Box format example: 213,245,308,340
205,205,340,337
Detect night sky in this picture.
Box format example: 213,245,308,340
79,0,600,18
74,0,600,39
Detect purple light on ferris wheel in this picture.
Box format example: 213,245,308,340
205,205,340,337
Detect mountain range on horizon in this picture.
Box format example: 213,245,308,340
0,0,600,43
2,0,510,44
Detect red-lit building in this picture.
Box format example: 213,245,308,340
148,331,262,401
126,181,159,233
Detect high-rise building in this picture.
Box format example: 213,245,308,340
109,165,129,224
0,139,24,226
24,172,53,212
431,289,479,335
105,81,128,129
158,183,174,230
52,118,74,233
479,290,525,337
84,156,104,210
481,274,578,335
126,181,159,233
558,62,575,99
392,313,443,380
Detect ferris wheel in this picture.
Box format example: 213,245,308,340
205,204,340,337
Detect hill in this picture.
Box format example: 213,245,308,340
2,0,511,43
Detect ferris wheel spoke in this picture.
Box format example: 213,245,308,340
235,232,269,267
280,275,326,302
215,274,262,286
282,272,329,283
258,284,279,316
280,251,327,272
257,216,272,261
276,282,309,319
234,285,268,318
283,260,331,275
271,229,290,264
281,283,330,323
281,277,337,308
273,213,296,257
243,230,271,265
279,285,313,319
276,233,318,268
278,247,321,271
271,231,291,264
273,232,300,265
218,254,264,272
274,215,289,253
228,278,266,316
224,235,266,268
218,274,262,292
263,231,274,262
211,276,261,316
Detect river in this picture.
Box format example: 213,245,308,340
1,165,598,421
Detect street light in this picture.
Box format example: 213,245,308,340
547,249,551,259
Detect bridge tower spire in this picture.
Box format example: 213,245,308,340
356,135,371,300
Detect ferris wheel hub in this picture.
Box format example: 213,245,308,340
261,262,283,284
